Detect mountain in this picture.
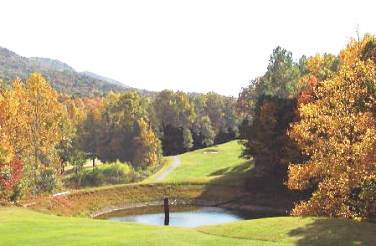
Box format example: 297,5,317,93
0,47,133,96
80,71,129,88
30,57,75,72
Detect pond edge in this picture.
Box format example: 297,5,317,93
90,199,287,218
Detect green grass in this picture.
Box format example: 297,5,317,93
1,207,375,245
7,141,375,245
0,207,250,246
199,216,376,245
164,141,253,184
27,140,296,216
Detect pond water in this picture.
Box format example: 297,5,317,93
100,206,246,227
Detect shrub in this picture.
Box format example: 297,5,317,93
0,158,23,202
100,161,133,184
350,180,376,220
35,169,59,193
69,150,87,175
77,169,105,187
68,161,134,187
66,159,165,188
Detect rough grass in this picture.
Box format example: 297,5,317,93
29,183,208,216
1,207,375,245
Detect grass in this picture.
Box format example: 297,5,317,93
28,141,253,216
29,183,210,216
0,207,251,246
27,141,299,216
4,140,375,245
199,216,376,245
1,207,375,245
164,141,253,184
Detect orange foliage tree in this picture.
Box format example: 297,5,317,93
288,35,376,220
0,95,23,200
0,158,23,201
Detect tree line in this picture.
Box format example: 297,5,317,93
238,35,376,220
0,76,240,200
2,34,374,221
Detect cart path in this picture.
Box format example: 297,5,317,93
154,156,181,182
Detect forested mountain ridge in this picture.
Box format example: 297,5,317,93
0,46,132,96
80,71,130,88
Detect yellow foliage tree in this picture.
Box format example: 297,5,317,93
133,118,161,168
1,73,67,192
288,36,376,220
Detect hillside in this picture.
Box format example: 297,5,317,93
0,47,132,96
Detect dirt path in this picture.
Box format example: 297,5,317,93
154,156,181,182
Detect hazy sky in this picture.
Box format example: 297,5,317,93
0,0,375,96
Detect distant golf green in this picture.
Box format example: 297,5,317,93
163,141,252,184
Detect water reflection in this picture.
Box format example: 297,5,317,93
106,206,243,227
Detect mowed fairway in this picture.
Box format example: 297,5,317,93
163,141,252,184
1,207,375,245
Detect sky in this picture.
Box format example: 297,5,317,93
0,0,375,96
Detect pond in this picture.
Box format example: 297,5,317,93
98,205,280,227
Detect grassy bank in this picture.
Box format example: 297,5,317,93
1,207,375,245
29,183,244,217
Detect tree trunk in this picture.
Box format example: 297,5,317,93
92,156,96,171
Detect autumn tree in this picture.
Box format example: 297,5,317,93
296,54,339,105
76,107,103,168
238,47,305,183
0,158,23,201
0,109,23,201
192,93,240,147
0,73,67,193
151,90,196,155
182,127,194,150
288,35,376,220
56,95,85,174
192,116,216,148
133,118,161,168
87,91,162,168
242,96,299,179
216,96,240,143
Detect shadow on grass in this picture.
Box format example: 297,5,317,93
288,218,376,245
194,158,310,214
209,161,253,176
